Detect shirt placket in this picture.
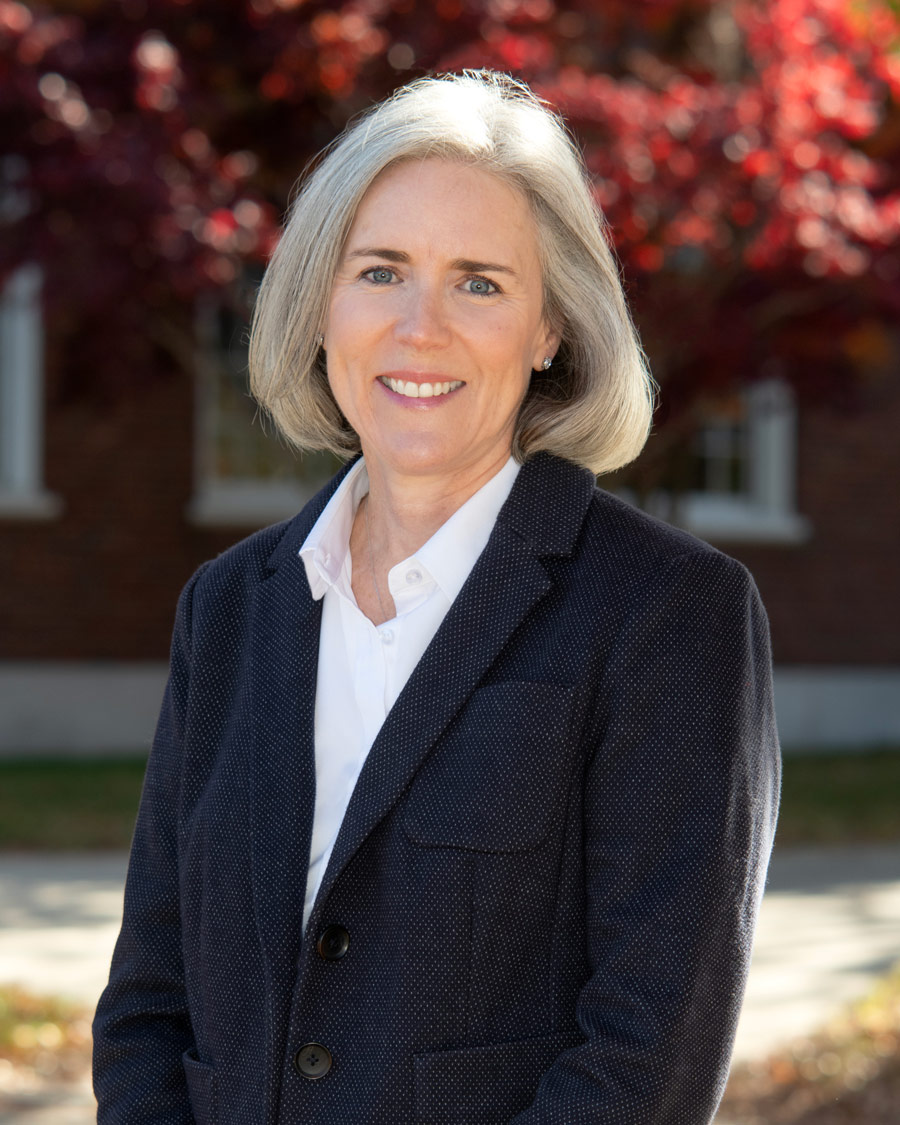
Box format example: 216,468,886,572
346,605,390,748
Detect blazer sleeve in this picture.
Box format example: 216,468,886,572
92,562,210,1123
512,549,781,1124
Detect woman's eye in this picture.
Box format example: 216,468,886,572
363,267,396,284
464,276,498,296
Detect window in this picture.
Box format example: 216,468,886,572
0,264,62,519
625,378,810,543
187,279,340,528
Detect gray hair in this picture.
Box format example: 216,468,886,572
249,70,655,475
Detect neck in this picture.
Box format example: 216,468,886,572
362,451,511,568
347,450,512,627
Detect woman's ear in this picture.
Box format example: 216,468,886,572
533,324,562,371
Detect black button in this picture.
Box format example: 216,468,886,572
317,924,350,961
294,1042,332,1079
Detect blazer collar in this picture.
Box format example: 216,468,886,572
495,451,596,558
264,451,595,575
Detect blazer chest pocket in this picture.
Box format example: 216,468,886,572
403,682,575,853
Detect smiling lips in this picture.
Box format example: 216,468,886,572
378,376,465,399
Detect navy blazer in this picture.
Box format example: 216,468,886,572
93,452,780,1124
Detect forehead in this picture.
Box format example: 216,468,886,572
345,158,541,263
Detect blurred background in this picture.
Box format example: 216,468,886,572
1,0,898,1121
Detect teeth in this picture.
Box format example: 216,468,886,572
382,377,463,399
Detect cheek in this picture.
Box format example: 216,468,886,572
480,308,541,363
326,289,365,345
329,286,391,332
324,308,365,388
325,354,376,435
323,356,355,419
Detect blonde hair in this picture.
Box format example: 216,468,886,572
249,71,655,475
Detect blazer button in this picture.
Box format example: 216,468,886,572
294,1042,332,1079
317,924,350,961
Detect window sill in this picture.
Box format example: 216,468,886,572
0,489,64,521
186,481,318,528
620,490,812,545
679,499,812,545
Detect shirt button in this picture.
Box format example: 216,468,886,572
405,568,422,585
294,1042,332,1079
380,629,394,645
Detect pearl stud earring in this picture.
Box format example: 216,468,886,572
317,333,325,347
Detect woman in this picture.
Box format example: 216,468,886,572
94,71,779,1124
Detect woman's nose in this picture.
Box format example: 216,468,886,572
393,284,451,349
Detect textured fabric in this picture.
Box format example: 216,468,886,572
93,452,780,1125
299,454,520,925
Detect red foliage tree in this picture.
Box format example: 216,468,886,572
1,0,898,447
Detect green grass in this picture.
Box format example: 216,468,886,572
0,749,898,850
0,757,147,850
775,748,900,846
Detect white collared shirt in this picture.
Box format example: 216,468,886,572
298,456,520,927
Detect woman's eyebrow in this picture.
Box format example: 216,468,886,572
344,247,517,277
345,247,410,262
452,257,517,277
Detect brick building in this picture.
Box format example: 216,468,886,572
1,266,898,752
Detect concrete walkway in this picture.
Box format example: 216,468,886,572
731,842,900,1062
0,853,127,1009
1,843,899,1121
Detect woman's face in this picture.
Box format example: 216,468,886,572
324,158,558,489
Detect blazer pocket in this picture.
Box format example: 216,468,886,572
403,682,575,853
414,1030,583,1124
182,1049,218,1124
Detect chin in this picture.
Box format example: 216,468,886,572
366,435,467,478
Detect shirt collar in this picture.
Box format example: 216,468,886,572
298,455,521,605
299,459,369,600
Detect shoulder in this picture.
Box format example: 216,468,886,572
574,485,759,611
586,486,742,566
504,452,756,602
197,517,293,590
573,493,772,703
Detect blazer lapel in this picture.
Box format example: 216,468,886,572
309,453,595,928
247,463,356,1015
249,564,320,969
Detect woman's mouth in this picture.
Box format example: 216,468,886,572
378,376,465,399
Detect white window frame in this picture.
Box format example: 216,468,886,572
0,264,62,520
633,378,811,544
186,295,329,528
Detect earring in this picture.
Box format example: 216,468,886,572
541,356,553,370
317,333,324,347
